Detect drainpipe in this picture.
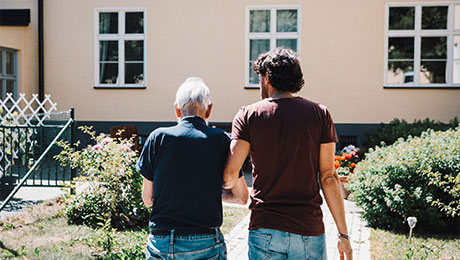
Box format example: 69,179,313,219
38,0,44,102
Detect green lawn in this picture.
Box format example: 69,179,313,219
370,228,460,260
0,199,249,259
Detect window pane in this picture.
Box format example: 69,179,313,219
250,10,270,33
276,39,297,51
99,63,118,84
249,62,259,85
420,61,446,83
126,12,144,34
421,37,446,59
388,37,414,60
389,7,415,30
125,40,144,61
455,5,460,30
99,41,118,61
422,6,447,30
6,80,14,94
6,52,14,75
387,61,413,84
0,51,2,74
99,12,118,34
125,63,143,84
277,10,297,32
250,39,270,61
454,60,460,84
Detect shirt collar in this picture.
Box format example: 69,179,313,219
179,116,207,126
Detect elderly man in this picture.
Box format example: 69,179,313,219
137,77,248,260
223,48,353,260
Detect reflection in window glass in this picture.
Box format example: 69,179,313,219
126,12,143,34
276,10,297,32
125,40,144,61
6,80,14,93
388,37,414,59
420,61,446,83
389,7,415,30
249,39,270,84
454,36,460,84
455,5,460,30
276,39,297,51
99,13,118,34
421,37,447,59
422,6,448,30
99,41,118,61
250,10,270,33
99,63,118,84
125,63,143,84
6,52,13,75
387,62,414,84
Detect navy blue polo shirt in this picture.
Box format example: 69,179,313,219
136,116,230,230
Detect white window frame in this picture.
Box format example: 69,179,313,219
384,2,460,88
94,8,147,89
0,47,18,100
245,5,301,89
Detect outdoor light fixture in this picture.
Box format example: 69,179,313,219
407,216,417,242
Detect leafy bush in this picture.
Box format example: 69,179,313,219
364,117,459,150
348,126,460,234
55,126,149,230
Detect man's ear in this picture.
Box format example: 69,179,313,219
174,103,182,119
205,103,213,119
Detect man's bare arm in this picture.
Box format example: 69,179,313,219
222,176,249,205
223,139,250,189
142,177,154,208
319,142,353,260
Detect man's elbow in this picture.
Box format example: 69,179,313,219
223,170,238,189
143,197,153,208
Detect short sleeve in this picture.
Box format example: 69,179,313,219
136,134,156,181
231,107,250,142
319,105,338,144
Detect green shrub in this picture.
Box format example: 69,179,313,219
55,126,149,230
364,117,459,150
348,126,460,234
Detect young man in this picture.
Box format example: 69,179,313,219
223,48,353,260
137,77,248,260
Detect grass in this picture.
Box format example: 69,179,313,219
370,228,460,260
0,199,249,259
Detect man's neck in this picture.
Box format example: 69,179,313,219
270,90,294,99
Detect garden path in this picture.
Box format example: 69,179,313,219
225,193,371,260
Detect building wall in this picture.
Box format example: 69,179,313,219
0,0,38,98
39,0,460,124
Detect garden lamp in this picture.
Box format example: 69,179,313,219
407,217,417,242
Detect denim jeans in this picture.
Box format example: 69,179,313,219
145,228,227,260
248,228,327,260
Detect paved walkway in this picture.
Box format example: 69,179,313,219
226,198,371,260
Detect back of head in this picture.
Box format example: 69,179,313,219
253,47,305,93
175,77,211,114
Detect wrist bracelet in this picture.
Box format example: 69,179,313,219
337,233,350,240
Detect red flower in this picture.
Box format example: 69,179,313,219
334,161,341,169
350,163,356,168
346,154,352,160
334,155,341,161
340,156,346,161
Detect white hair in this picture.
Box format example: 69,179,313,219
175,77,211,112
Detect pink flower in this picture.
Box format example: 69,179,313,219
101,138,111,145
93,144,102,151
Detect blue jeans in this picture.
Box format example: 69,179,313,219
248,228,327,260
145,228,227,260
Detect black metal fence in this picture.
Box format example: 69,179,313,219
0,109,76,211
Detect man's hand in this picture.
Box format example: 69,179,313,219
338,237,353,260
223,139,250,189
222,176,249,205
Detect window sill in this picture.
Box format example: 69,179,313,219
384,86,460,89
244,86,260,89
94,86,146,89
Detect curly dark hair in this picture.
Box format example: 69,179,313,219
253,47,305,93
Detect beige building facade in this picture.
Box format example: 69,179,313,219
1,0,459,146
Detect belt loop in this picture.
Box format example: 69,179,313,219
169,229,175,254
214,227,219,242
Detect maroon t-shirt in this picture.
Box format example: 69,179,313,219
231,97,338,236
